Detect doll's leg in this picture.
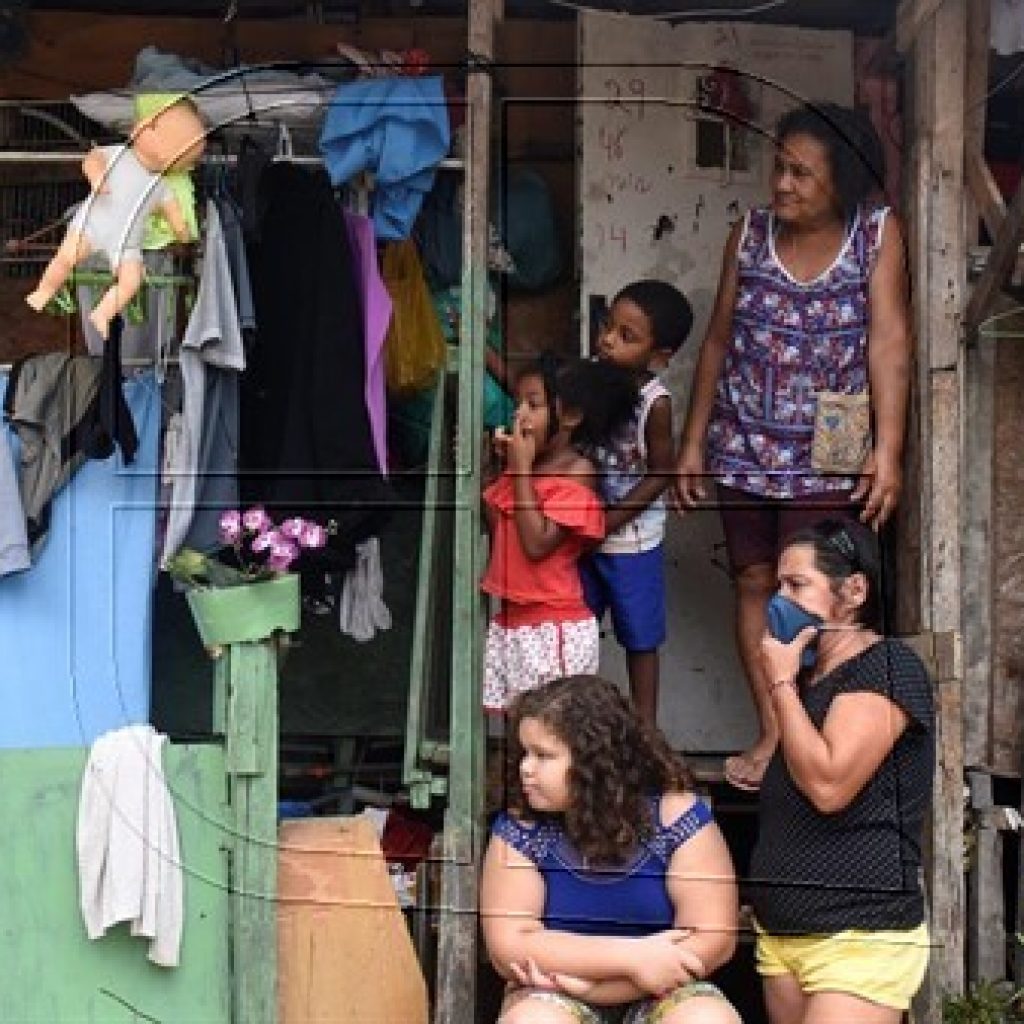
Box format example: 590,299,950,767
26,230,91,311
88,259,144,340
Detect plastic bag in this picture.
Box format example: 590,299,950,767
381,239,447,393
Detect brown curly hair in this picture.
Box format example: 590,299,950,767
505,675,694,865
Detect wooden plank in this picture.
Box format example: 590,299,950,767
907,1,968,1016
964,0,992,243
926,4,967,372
966,151,1007,243
0,12,471,97
927,370,962,633
962,329,996,768
907,11,935,633
992,318,1024,775
278,817,429,1023
434,1,494,1022
918,676,966,1016
0,10,575,100
897,0,947,52
225,640,278,1024
966,180,1024,330
1018,755,1024,985
967,771,1007,983
961,0,996,771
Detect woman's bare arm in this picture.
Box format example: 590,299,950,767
854,212,912,529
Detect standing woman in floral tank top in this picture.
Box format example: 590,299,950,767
674,103,912,792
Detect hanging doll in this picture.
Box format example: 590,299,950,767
25,96,206,339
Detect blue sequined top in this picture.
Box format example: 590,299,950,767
491,795,714,936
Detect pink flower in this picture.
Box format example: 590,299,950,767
242,505,273,534
267,539,299,572
298,522,328,549
269,536,298,560
280,517,305,540
267,552,294,573
251,528,280,554
218,509,242,544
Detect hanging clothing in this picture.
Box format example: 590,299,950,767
241,163,391,575
0,422,29,576
213,194,257,332
161,201,246,562
79,250,179,363
4,316,137,553
338,536,392,642
0,372,159,748
345,210,391,475
77,724,183,967
319,75,450,241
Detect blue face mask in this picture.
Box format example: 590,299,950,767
766,593,824,668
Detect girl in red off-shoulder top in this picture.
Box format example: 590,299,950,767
482,356,637,712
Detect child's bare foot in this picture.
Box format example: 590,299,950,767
25,290,49,312
88,306,112,339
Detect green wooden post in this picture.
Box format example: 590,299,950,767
434,3,496,1022
214,641,279,1024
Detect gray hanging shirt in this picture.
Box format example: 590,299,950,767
160,201,245,562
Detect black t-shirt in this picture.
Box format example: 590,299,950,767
749,638,935,934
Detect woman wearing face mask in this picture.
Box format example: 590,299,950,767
748,519,934,1024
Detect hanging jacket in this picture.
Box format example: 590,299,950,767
240,163,391,575
4,315,137,552
318,75,450,241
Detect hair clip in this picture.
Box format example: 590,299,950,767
826,528,858,566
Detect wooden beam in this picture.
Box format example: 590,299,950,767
897,0,947,52
965,179,1024,329
962,326,996,769
906,0,969,1015
965,150,1005,243
434,2,496,1023
962,0,996,773
967,771,1008,983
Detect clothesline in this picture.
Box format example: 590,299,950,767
0,149,465,170
0,356,178,373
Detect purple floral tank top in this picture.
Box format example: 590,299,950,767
706,204,888,499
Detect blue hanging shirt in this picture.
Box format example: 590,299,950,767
319,75,450,242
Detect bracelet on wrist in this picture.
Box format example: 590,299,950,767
768,677,795,696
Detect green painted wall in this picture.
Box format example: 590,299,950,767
0,744,232,1023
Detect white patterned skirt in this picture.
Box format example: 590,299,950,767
483,615,600,712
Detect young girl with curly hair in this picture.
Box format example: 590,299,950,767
482,358,637,713
481,676,741,1024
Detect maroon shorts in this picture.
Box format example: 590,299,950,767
717,483,860,573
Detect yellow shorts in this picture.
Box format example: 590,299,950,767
755,922,930,1011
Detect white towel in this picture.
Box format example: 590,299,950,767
76,724,183,967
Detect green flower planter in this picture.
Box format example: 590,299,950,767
186,573,301,647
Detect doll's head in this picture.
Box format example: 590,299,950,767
132,97,206,174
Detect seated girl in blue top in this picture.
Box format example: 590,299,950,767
482,676,741,1024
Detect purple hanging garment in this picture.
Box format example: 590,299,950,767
345,210,392,476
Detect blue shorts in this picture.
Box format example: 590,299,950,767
580,545,666,653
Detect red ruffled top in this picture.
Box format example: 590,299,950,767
481,473,605,626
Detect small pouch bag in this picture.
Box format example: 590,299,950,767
810,390,871,474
